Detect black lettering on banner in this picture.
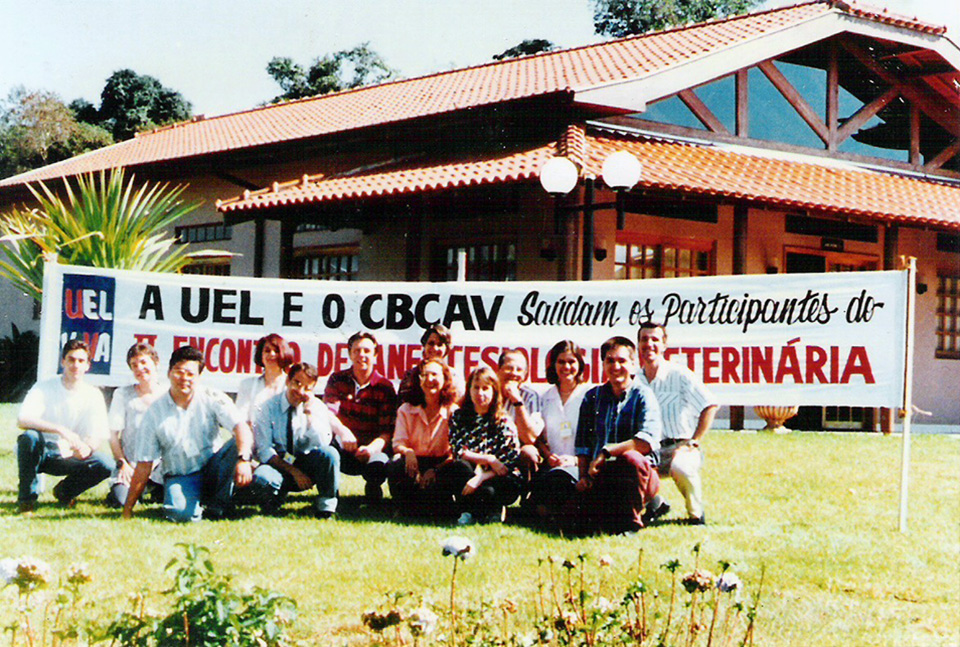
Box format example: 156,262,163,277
139,285,164,320
360,294,383,329
283,292,304,327
414,293,441,329
322,294,345,328
213,289,237,324
472,295,503,331
387,293,414,329
444,295,474,330
846,289,883,323
181,287,209,324
239,290,264,325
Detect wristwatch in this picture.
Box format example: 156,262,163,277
238,452,252,462
600,447,612,459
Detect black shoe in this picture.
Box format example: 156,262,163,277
641,500,670,525
52,482,77,508
315,510,337,520
18,500,36,515
364,482,383,503
688,514,706,526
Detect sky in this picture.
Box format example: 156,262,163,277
0,0,957,118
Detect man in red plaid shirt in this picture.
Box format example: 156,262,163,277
323,332,398,502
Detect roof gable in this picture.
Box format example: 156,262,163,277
0,0,954,190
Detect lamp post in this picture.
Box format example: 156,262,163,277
539,151,642,280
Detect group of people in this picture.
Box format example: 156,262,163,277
16,322,717,534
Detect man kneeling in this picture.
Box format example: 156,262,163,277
251,363,344,519
123,346,254,522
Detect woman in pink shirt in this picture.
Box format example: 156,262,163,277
388,358,460,517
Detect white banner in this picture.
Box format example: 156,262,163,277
38,263,908,407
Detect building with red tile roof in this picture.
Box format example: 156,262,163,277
1,0,958,428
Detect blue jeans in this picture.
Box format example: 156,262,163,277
163,439,239,522
17,430,112,504
252,446,340,514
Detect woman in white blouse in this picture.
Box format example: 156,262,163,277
235,334,295,421
526,340,589,520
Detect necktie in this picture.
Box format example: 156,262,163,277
286,405,296,456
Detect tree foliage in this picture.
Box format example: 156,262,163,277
592,0,761,37
493,39,558,60
267,43,396,102
0,168,201,301
85,69,193,140
0,88,113,179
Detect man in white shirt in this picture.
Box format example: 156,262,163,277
17,339,112,514
251,362,347,518
636,322,718,525
122,345,254,522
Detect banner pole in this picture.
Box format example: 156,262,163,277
897,258,916,533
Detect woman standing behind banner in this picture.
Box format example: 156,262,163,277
236,334,294,421
105,343,166,508
397,324,465,406
524,340,589,522
388,358,461,517
447,367,523,525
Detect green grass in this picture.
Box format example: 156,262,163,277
1,402,958,645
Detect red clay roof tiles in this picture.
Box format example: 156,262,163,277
219,129,960,230
3,1,936,189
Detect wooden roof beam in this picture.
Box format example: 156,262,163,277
678,89,730,134
924,138,960,171
837,85,901,143
758,60,830,145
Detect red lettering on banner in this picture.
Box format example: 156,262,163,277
387,344,406,380
530,347,546,383
680,347,699,371
134,334,158,346
64,289,83,319
463,346,480,374
841,347,875,384
333,343,348,372
591,348,601,383
316,343,334,376
702,347,719,383
204,339,219,372
288,341,301,364
806,346,828,383
774,342,802,383
480,346,499,371
406,345,419,370
219,339,236,373
830,346,840,383
236,339,254,373
721,347,740,384
752,347,773,383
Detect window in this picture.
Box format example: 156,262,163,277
614,237,714,280
432,242,517,281
295,246,359,281
936,274,960,359
181,259,231,276
175,223,232,244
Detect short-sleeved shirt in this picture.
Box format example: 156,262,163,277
19,378,109,455
235,374,285,421
540,383,589,458
636,361,717,441
575,381,662,463
133,386,244,476
323,369,397,448
505,384,545,437
448,410,521,472
253,391,334,464
108,382,165,459
394,402,457,458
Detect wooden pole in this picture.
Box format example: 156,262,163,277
898,258,916,533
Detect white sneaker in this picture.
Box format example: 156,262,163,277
457,512,475,526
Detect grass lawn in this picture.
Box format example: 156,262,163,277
1,402,958,645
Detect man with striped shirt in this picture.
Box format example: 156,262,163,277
637,322,718,526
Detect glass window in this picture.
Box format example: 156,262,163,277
614,238,713,280
937,274,960,359
432,242,517,281
296,247,359,281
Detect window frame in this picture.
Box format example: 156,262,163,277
614,232,716,280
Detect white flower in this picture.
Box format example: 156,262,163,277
66,563,92,586
596,596,617,613
717,572,742,593
408,606,438,636
13,557,50,592
1,558,18,586
441,536,476,561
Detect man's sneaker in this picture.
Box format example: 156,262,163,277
688,514,706,526
18,500,36,515
364,482,384,503
457,512,475,526
52,482,77,508
641,500,670,526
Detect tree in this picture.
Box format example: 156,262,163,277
87,69,192,140
493,39,558,61
592,0,761,37
267,43,396,102
0,169,201,301
0,88,113,179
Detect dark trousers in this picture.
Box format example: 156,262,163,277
578,450,659,534
17,430,112,504
336,445,388,485
528,464,579,516
447,459,523,521
252,446,340,514
387,456,462,517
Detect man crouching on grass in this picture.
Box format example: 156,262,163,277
574,336,662,535
250,362,347,519
122,346,254,522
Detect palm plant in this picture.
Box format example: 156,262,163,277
0,168,202,301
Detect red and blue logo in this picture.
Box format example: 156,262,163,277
60,273,115,374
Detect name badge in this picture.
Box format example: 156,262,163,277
560,421,573,438
283,452,295,464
